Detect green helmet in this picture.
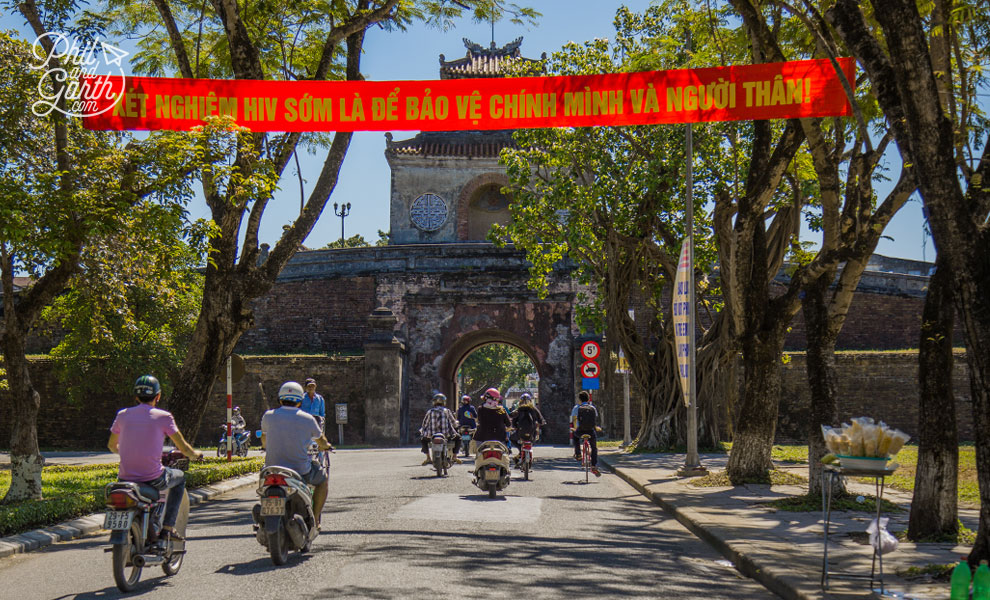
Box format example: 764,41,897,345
134,375,161,400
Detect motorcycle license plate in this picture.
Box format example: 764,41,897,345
104,510,134,531
484,467,499,481
260,497,285,516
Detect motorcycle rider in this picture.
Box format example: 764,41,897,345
419,393,462,465
107,375,204,542
300,378,326,431
231,406,247,432
473,388,511,446
457,395,478,430
510,393,546,464
261,381,334,530
570,390,602,477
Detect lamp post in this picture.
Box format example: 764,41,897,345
333,202,351,242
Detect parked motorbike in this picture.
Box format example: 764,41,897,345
252,466,319,565
430,433,453,477
472,440,511,499
459,426,476,457
103,450,190,593
217,424,251,457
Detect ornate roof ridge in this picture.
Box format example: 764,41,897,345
438,37,545,80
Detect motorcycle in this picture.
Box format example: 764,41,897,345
517,436,535,480
459,426,476,457
217,424,251,457
430,433,453,477
472,440,511,499
103,450,190,593
252,466,319,565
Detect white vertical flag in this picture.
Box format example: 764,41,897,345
673,240,692,406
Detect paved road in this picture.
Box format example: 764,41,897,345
0,447,777,599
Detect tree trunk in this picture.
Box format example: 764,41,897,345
1,329,44,503
909,257,958,541
802,272,845,498
726,328,784,483
165,273,255,438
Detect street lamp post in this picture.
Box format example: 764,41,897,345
333,202,351,242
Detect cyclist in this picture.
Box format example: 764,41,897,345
300,378,326,431
510,393,546,465
261,381,333,530
570,390,601,477
419,393,462,465
108,375,204,542
473,388,511,447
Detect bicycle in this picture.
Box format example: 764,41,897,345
580,434,592,483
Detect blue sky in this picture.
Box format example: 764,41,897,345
3,1,933,262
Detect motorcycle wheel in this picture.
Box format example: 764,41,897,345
523,457,530,481
433,458,443,477
268,525,289,566
216,444,224,458
111,523,142,592
488,483,497,499
238,443,248,458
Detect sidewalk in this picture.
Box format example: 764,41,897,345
599,451,975,600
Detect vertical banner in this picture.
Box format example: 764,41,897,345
672,240,692,406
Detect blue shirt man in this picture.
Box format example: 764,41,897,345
300,378,326,428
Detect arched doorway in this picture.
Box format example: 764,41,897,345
466,183,512,240
437,329,540,402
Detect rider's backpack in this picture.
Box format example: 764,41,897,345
576,404,596,432
516,408,536,432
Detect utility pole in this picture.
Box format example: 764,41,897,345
333,202,351,242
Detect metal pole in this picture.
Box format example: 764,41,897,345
338,422,344,447
226,356,233,461
683,29,702,472
623,370,631,446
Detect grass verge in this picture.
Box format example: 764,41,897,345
689,469,807,487
0,457,262,538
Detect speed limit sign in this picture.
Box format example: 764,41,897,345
581,360,601,379
580,341,601,361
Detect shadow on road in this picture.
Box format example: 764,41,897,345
214,552,311,575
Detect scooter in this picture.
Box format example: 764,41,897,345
252,466,319,565
472,440,511,499
217,424,251,457
103,451,190,593
430,433,453,477
459,426,476,457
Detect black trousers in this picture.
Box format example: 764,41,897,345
422,436,461,455
573,430,598,467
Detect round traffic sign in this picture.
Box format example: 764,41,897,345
580,341,601,361
581,360,601,378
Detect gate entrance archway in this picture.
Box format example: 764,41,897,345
438,329,540,402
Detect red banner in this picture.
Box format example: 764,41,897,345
82,58,854,132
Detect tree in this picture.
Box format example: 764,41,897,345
729,0,915,495
0,26,207,502
101,0,538,441
458,343,533,399
41,200,209,405
321,230,389,249
499,5,737,450
825,0,990,566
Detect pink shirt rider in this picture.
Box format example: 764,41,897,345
110,403,179,482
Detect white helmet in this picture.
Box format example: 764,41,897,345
278,381,304,404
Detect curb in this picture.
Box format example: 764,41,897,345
0,472,259,561
599,456,810,600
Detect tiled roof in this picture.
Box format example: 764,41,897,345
385,131,516,158
439,37,544,80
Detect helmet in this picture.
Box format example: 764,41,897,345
278,381,305,404
134,375,161,400
233,406,241,413
519,393,533,406
461,395,471,403
432,393,447,406
483,388,501,401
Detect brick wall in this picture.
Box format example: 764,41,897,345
236,277,378,353
0,356,366,450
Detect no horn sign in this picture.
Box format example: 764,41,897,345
581,361,601,379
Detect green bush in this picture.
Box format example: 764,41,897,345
0,457,262,538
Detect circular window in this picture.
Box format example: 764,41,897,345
410,193,448,231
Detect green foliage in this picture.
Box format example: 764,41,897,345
0,457,262,537
458,343,534,397
323,234,372,249
689,468,807,487
764,491,903,514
